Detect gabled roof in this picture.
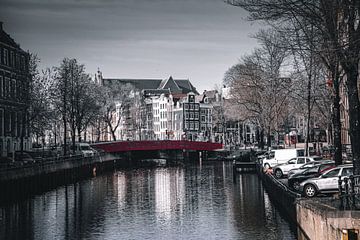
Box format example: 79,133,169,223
158,76,181,93
174,79,199,94
103,76,199,95
0,23,24,51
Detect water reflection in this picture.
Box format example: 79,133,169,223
0,162,297,240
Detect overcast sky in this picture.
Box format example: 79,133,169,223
0,0,260,92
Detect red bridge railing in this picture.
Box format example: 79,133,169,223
91,140,223,153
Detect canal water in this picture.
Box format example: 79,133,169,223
0,161,297,240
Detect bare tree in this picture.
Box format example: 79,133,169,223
98,81,134,141
53,58,95,155
228,0,360,174
224,29,291,149
28,54,55,148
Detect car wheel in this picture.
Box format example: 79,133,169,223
292,181,300,191
304,184,317,198
274,169,283,179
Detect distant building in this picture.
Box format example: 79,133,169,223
0,22,31,158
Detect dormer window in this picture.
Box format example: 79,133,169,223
188,94,195,103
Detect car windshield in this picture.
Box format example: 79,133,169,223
341,167,353,176
288,159,296,164
80,145,91,151
304,166,319,174
323,168,340,178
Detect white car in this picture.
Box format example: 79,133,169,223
299,164,353,197
273,157,317,178
262,148,305,168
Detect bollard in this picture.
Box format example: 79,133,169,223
339,176,344,209
350,175,356,209
344,177,349,210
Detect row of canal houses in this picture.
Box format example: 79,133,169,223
94,70,253,145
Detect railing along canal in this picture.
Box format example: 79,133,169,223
339,175,360,210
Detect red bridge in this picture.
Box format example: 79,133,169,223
91,140,223,153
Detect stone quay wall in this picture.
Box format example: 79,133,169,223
297,199,360,240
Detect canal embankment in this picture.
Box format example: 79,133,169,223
233,152,360,240
0,153,126,202
297,198,360,240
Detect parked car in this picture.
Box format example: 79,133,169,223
273,156,322,178
299,164,353,197
288,162,336,191
262,148,305,168
14,151,36,164
71,143,97,157
287,159,333,177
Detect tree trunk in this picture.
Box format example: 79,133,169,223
345,66,360,175
107,121,117,141
71,121,76,154
332,68,342,166
259,128,265,150
77,127,82,143
305,71,312,156
63,115,67,156
266,126,271,149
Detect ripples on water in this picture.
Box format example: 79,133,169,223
0,162,297,240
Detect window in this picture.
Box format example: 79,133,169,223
3,49,8,65
297,158,305,164
297,149,305,157
11,79,16,98
288,159,297,164
0,76,3,97
0,108,3,136
4,110,10,136
323,169,340,178
16,54,20,68
195,122,199,130
184,104,189,110
188,94,195,103
194,112,199,119
10,51,14,67
201,116,205,122
190,113,194,119
190,122,194,130
194,104,199,110
341,168,353,177
4,77,9,97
